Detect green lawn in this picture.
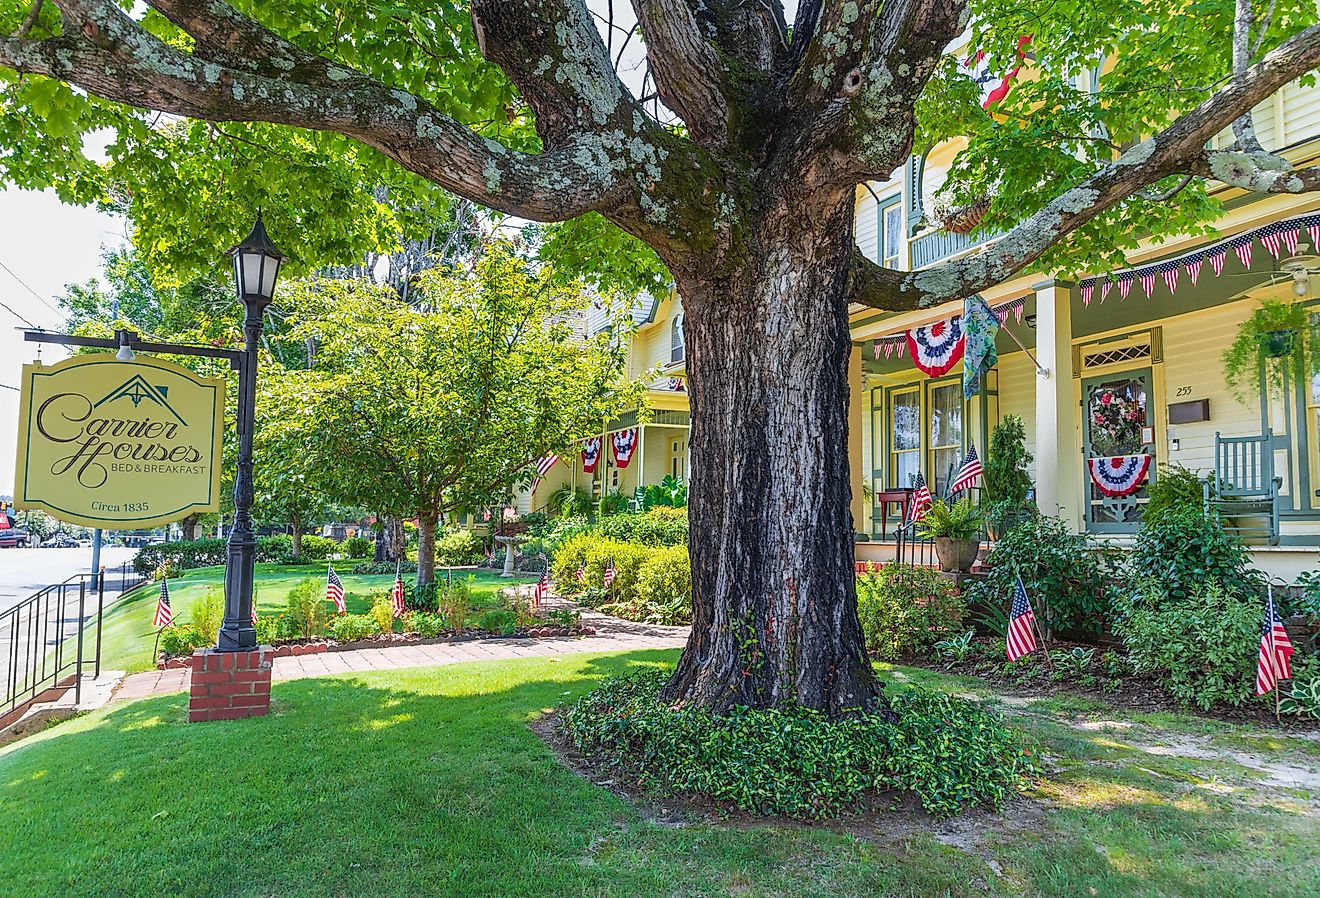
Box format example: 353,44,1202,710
99,563,534,673
1,652,1317,897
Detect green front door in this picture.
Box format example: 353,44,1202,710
1081,368,1156,533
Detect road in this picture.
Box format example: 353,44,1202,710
0,546,138,614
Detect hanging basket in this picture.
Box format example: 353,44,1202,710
1261,329,1297,358
939,199,991,234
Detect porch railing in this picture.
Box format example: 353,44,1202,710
2,574,106,724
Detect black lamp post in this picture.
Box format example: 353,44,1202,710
217,214,285,651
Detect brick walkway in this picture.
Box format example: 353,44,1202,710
111,610,689,704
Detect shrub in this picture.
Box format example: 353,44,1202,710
915,497,984,540
476,609,519,635
327,614,378,642
597,489,631,516
296,534,337,561
856,565,966,660
551,534,651,603
255,613,282,644
1113,580,1261,710
434,528,485,565
438,577,474,635
403,611,446,638
1143,464,1208,523
1126,505,1263,609
633,546,692,623
1280,656,1320,720
369,594,396,635
561,671,1035,818
153,560,184,581
257,534,295,564
984,415,1033,508
410,580,438,612
342,536,374,559
133,538,227,576
189,587,224,638
548,485,593,518
351,561,398,575
595,508,689,546
160,625,211,657
284,577,328,639
966,516,1118,636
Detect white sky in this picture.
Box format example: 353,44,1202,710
0,2,801,495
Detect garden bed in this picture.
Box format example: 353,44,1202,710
893,635,1320,730
155,624,599,668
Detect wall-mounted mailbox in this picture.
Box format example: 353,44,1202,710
1167,398,1210,425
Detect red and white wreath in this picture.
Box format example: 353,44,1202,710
1087,454,1153,498
906,317,965,377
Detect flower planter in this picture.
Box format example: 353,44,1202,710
1261,329,1297,358
939,199,991,234
934,537,981,573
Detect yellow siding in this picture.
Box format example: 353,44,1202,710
996,349,1039,479
855,188,880,263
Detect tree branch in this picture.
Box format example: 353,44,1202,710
630,0,730,146
848,22,1320,310
1188,150,1320,193
2,0,647,223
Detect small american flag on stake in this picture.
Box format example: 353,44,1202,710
1006,575,1039,661
390,561,406,618
152,578,173,629
1256,588,1295,697
949,444,983,494
575,564,587,584
533,571,549,611
326,565,346,614
603,559,616,588
908,472,933,522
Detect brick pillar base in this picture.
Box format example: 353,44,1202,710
189,646,273,723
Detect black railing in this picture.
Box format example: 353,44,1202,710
894,520,937,568
2,574,105,722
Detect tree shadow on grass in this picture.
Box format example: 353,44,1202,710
2,649,1314,898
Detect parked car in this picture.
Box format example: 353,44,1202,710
43,533,78,548
0,528,31,548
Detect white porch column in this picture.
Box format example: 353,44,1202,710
1033,280,1082,532
847,343,867,534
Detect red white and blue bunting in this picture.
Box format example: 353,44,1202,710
872,296,1027,371
1078,213,1320,306
612,428,639,468
1086,454,1153,498
581,437,602,474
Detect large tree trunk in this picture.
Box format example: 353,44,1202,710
661,203,880,717
416,513,438,586
181,513,200,541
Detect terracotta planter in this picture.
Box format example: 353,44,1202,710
934,537,980,573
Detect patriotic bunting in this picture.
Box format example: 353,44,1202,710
581,437,602,474
906,316,965,376
612,428,639,468
1086,454,1153,498
1076,212,1320,308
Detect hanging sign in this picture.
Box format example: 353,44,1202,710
13,354,226,529
1086,454,1153,498
581,437,602,473
906,316,965,377
612,428,639,468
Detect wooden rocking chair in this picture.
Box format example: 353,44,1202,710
1205,430,1281,545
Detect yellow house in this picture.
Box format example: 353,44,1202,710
522,292,691,513
848,68,1320,579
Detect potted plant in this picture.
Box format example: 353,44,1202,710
1223,298,1317,402
984,414,1036,539
917,497,986,573
926,187,992,234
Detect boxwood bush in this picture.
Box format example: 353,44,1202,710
435,527,486,565
562,671,1035,818
295,534,337,561
553,534,691,622
1126,505,1263,608
133,535,298,575
856,565,965,660
326,613,378,642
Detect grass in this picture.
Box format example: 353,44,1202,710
97,563,534,673
1,652,1317,897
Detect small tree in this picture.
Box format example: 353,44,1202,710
272,242,641,584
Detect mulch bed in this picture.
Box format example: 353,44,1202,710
156,625,598,668
896,636,1320,731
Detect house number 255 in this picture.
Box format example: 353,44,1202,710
1175,386,1193,397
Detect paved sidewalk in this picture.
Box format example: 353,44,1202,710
112,610,689,704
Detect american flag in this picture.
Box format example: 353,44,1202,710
326,565,346,614
251,603,259,627
152,578,173,629
1006,575,1038,661
390,561,406,618
908,472,933,522
575,564,587,584
603,559,616,587
949,444,983,494
1256,590,1295,696
531,453,559,492
533,571,549,610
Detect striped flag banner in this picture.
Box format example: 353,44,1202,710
1118,274,1133,300
1100,278,1112,302
327,565,346,614
1006,575,1038,661
1139,271,1156,298
1234,239,1253,269
153,578,173,629
1161,265,1179,294
1209,248,1227,276
1185,256,1203,286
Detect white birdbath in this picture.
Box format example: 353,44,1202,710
493,534,528,578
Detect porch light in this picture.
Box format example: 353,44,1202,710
227,212,286,304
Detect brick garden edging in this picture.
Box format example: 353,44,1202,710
188,647,274,723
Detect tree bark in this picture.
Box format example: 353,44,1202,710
290,511,302,562
181,513,200,541
416,513,438,586
661,198,880,716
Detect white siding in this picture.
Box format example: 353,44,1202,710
855,188,880,263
